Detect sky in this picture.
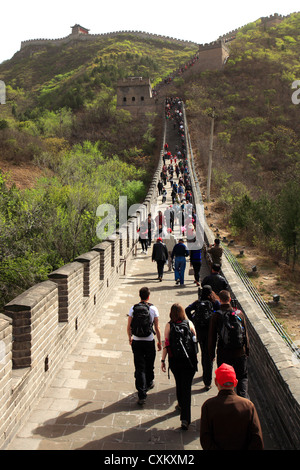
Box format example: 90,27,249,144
0,0,299,64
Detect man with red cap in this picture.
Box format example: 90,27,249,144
200,363,264,450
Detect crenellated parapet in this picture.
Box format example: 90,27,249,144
20,30,198,51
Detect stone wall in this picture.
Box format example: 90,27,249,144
116,77,159,115
0,123,165,449
20,31,197,51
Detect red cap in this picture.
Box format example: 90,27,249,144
157,237,162,242
215,363,238,387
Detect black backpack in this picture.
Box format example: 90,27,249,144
193,300,214,330
131,302,153,337
169,320,197,368
218,309,245,349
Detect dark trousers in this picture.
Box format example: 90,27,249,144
131,340,156,399
217,353,249,398
170,359,196,424
140,238,148,251
197,329,213,387
156,260,165,278
192,262,201,283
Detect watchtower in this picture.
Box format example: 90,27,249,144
117,77,158,115
71,24,90,35
197,39,230,71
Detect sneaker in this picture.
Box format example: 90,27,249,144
181,420,189,430
147,381,155,391
137,398,146,405
176,279,180,285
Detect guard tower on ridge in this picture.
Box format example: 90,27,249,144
116,77,158,115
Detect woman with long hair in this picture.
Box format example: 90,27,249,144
161,303,197,430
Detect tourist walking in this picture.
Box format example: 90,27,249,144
207,238,223,266
208,290,250,398
164,228,177,271
200,363,264,450
127,287,162,405
201,264,229,294
185,285,219,390
161,303,198,430
152,237,168,281
171,239,189,285
138,219,148,254
188,239,202,286
147,213,155,248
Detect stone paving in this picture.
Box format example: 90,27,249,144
6,184,276,451
7,176,213,451
6,117,277,452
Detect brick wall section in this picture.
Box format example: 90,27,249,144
75,251,101,298
0,315,12,440
48,262,84,323
4,281,58,369
92,241,112,283
219,254,300,449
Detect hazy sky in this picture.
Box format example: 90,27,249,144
0,0,299,64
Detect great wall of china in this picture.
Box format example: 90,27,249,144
18,13,291,54
0,13,300,450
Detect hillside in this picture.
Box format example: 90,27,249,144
0,17,299,340
0,34,198,111
177,13,300,340
0,33,198,308
179,13,300,266
0,33,198,166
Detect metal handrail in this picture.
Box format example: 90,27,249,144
222,244,300,359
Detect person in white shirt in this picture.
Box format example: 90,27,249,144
127,287,162,405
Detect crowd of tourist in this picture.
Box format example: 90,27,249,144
129,98,264,450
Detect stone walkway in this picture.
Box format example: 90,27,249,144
6,116,277,452
7,183,212,451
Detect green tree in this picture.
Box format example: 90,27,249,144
277,180,300,268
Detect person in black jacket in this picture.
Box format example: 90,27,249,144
161,303,197,430
152,237,168,281
201,264,229,294
186,286,219,390
208,290,250,398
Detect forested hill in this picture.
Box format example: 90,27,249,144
0,34,198,110
0,33,198,161
0,33,198,308
182,12,300,269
